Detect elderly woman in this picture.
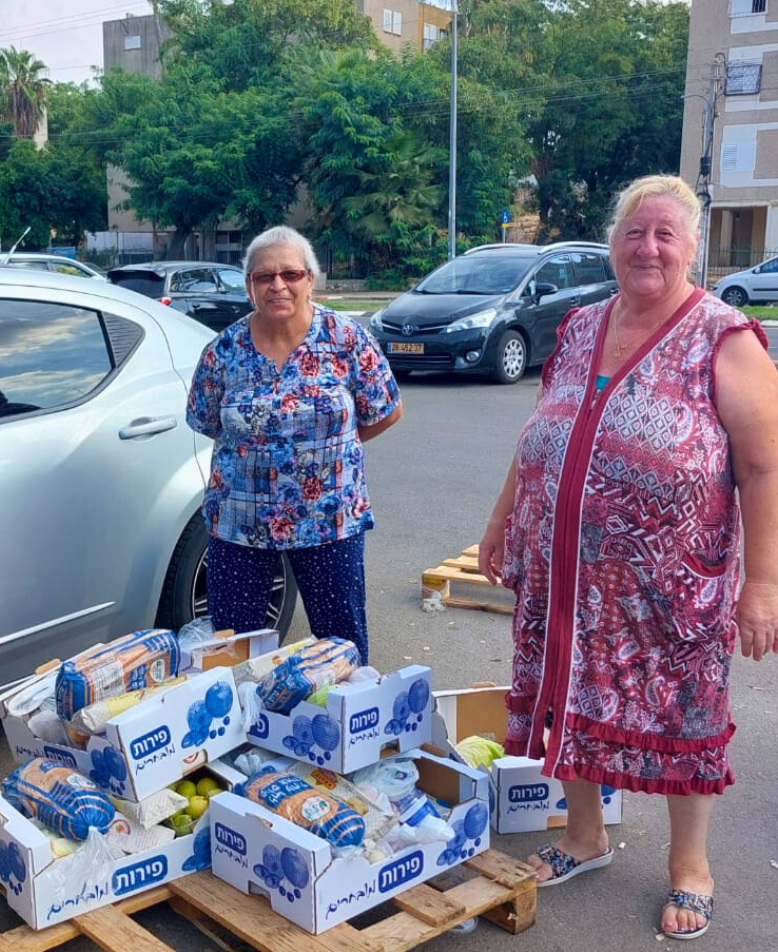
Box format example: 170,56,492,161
186,226,402,663
479,175,778,940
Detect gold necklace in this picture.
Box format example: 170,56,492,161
612,301,663,359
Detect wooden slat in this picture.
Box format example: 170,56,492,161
442,596,514,615
422,566,494,587
361,877,512,952
440,556,480,571
464,850,537,890
0,886,174,952
390,883,466,926
170,872,379,952
462,545,479,556
75,903,175,952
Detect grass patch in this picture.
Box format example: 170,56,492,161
739,305,778,320
316,299,388,312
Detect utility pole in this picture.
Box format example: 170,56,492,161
447,1,458,261
693,53,726,289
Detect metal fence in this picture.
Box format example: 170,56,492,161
708,246,778,274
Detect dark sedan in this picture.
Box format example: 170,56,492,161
371,242,618,383
108,261,252,332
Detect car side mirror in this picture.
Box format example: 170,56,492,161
534,282,558,302
753,266,761,273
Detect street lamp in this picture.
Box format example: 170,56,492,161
448,0,458,260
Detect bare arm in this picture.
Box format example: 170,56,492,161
478,457,517,585
717,329,778,660
358,402,403,443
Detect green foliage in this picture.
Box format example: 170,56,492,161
0,46,51,139
0,141,55,249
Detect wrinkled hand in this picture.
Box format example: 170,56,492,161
478,521,505,586
736,581,778,661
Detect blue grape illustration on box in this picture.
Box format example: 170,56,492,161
254,846,308,904
89,745,128,795
182,826,211,872
385,678,429,736
437,803,487,867
0,840,26,896
282,713,340,765
182,681,233,748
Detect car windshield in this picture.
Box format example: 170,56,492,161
109,271,164,297
415,255,534,295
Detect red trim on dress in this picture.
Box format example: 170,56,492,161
533,287,709,773
548,761,735,797
566,712,736,753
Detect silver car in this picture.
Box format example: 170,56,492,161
0,253,108,281
712,254,778,307
0,270,296,684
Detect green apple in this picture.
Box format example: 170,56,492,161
170,812,191,828
176,780,197,799
185,796,209,820
196,777,221,798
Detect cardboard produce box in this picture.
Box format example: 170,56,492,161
0,795,210,930
209,750,490,934
1,667,245,802
433,686,622,834
245,664,433,774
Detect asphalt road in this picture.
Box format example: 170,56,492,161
2,366,777,951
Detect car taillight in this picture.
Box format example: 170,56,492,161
159,296,172,306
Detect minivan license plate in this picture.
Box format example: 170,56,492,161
388,342,424,354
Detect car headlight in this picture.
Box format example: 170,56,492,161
443,309,498,333
369,308,385,332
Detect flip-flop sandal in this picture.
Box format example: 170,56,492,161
533,843,614,887
661,889,714,941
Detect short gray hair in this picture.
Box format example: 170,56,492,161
243,226,321,279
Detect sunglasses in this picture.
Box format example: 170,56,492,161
249,269,310,286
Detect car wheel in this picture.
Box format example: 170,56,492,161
492,330,527,384
721,286,748,308
155,516,298,635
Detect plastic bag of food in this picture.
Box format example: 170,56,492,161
455,735,505,771
232,639,313,688
2,759,114,841
237,769,365,849
55,628,180,722
255,638,360,715
70,677,189,736
285,762,395,841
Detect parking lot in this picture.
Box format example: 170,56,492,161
2,367,776,951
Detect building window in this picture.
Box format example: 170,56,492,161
726,62,762,95
423,23,443,51
124,35,142,51
383,9,403,36
730,0,767,15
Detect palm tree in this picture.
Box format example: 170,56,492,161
0,47,51,138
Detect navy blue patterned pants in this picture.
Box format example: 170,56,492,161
207,533,368,663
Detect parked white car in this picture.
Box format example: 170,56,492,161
0,270,296,684
712,255,778,307
0,252,108,280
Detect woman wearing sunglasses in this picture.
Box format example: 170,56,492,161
186,226,402,662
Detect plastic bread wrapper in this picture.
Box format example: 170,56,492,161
5,671,58,718
38,825,124,898
232,638,315,687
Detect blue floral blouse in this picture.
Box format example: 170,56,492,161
186,305,400,550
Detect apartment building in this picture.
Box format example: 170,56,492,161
680,0,778,275
356,0,452,53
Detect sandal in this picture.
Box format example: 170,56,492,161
532,843,614,887
661,889,714,940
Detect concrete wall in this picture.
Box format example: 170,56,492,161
103,15,171,78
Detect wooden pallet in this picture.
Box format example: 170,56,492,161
422,545,515,615
0,849,536,952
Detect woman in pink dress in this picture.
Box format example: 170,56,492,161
479,175,778,940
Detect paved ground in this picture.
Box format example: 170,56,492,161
2,368,777,951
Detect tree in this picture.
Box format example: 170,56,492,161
0,141,53,249
0,47,51,139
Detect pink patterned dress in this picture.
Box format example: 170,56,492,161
502,288,766,795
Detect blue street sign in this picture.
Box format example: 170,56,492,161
501,209,510,225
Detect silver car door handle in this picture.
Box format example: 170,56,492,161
569,295,581,306
119,416,177,440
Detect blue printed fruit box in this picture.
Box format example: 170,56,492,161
245,664,433,774
432,687,623,834
1,667,245,802
209,750,490,934
0,794,211,930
